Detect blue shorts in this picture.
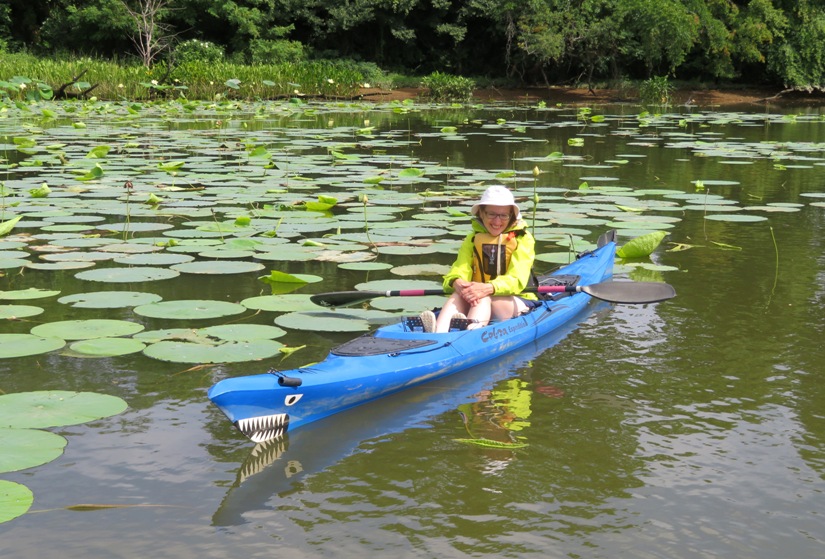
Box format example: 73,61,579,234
519,297,543,309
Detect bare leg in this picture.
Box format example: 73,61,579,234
465,297,492,330
434,292,470,333
490,296,529,322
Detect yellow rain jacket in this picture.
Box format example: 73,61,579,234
442,217,537,299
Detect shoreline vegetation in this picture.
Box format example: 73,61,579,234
1,54,824,109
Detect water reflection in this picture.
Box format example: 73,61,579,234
211,303,612,527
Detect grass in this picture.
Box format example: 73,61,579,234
0,53,388,101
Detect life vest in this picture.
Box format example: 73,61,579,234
471,230,523,283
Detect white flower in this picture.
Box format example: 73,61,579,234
151,79,158,86
19,83,26,90
362,83,370,88
118,83,124,89
327,79,334,84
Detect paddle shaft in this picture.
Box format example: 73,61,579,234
311,281,676,307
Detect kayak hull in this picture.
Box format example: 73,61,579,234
208,232,617,443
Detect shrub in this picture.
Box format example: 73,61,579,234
250,39,305,64
639,75,674,106
174,40,225,65
421,71,475,102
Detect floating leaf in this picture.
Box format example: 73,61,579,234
0,334,65,358
68,337,147,357
616,231,668,259
142,339,284,364
0,429,67,473
0,480,34,524
0,391,128,429
58,291,162,308
30,319,144,340
0,305,44,319
133,299,246,320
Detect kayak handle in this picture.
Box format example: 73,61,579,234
277,375,302,387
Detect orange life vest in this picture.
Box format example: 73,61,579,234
471,230,522,283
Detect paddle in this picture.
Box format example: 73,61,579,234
310,280,676,307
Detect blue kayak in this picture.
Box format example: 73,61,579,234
209,230,619,443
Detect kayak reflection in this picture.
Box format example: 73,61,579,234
212,301,610,527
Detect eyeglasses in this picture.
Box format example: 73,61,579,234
484,211,512,221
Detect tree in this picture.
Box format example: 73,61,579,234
121,0,177,67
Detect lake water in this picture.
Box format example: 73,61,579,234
1,98,824,558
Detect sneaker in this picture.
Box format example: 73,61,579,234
420,310,436,333
453,313,467,320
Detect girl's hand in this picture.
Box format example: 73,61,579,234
456,281,493,306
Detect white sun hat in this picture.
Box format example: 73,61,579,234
470,185,521,220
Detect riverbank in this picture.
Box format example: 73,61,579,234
360,85,825,108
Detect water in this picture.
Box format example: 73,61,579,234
1,100,824,558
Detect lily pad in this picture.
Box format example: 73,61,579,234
68,337,147,357
75,267,180,283
0,429,67,473
0,390,128,429
133,299,247,320
0,480,34,524
274,309,395,332
58,291,163,309
0,288,61,301
170,260,266,275
240,294,317,312
30,319,144,341
0,305,44,319
198,324,287,342
0,334,66,358
142,339,285,364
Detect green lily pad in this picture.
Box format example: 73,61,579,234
142,339,284,364
198,324,287,342
58,291,163,309
0,288,61,301
240,294,317,312
133,299,247,320
0,480,34,524
0,334,66,358
338,262,393,271
75,267,180,283
0,429,67,473
170,260,265,274
68,337,147,357
390,263,451,276
0,390,128,429
113,253,195,266
30,319,144,340
704,214,768,222
0,305,44,319
274,309,395,332
355,279,444,291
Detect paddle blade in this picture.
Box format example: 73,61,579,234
582,281,675,304
310,291,381,307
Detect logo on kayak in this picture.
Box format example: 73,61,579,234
285,394,302,406
481,317,529,343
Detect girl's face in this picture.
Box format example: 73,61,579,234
480,204,513,235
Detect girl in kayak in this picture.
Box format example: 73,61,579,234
421,185,538,333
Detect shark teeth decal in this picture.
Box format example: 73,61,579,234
235,413,289,443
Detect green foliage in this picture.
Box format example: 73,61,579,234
249,39,305,64
767,5,825,90
2,0,825,92
421,72,474,102
174,39,225,65
639,75,674,106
